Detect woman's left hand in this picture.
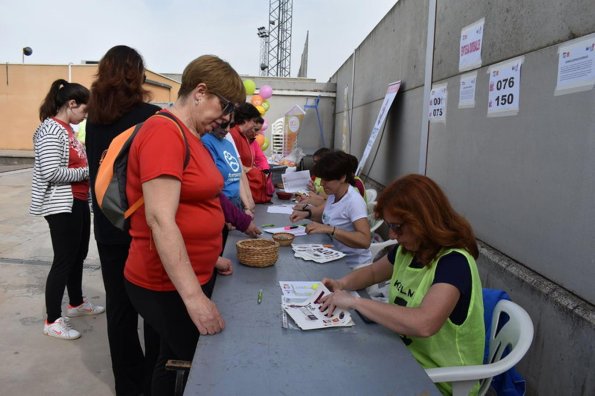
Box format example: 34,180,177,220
319,290,356,316
215,256,233,276
305,222,333,235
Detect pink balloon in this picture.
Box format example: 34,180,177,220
261,119,269,131
259,85,273,99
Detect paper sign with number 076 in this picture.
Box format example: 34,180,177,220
487,57,524,117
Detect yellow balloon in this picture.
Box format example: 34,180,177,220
256,105,266,115
261,136,270,151
243,79,256,95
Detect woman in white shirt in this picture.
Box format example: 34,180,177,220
290,150,372,265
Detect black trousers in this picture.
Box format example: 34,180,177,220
125,275,216,396
98,242,160,396
44,199,90,322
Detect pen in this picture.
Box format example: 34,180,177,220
261,224,275,228
257,289,263,304
284,225,299,230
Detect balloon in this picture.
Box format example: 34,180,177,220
261,119,269,131
261,136,269,151
255,134,265,147
243,79,256,95
261,100,270,111
256,105,266,115
259,85,273,99
251,94,263,106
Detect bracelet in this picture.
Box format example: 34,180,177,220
331,226,336,237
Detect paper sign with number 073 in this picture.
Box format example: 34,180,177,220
487,56,524,117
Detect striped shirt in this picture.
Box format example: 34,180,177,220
30,118,89,216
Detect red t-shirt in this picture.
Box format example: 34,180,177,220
124,112,224,291
229,125,254,168
53,118,89,200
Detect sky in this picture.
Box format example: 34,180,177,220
0,0,398,82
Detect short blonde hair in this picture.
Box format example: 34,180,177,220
178,55,245,105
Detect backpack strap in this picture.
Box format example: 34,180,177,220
123,110,192,220
154,110,191,169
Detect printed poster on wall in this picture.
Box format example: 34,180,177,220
554,33,595,96
487,57,524,117
355,81,401,175
459,72,477,108
428,83,447,123
459,18,485,72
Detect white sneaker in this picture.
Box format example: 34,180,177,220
43,317,81,340
66,298,105,317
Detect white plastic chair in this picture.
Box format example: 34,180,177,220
369,238,398,259
425,299,534,396
365,188,377,203
367,201,384,233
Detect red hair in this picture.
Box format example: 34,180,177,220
375,174,478,266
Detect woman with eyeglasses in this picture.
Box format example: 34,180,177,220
31,79,105,341
122,55,244,395
289,150,372,266
86,45,161,396
319,174,485,395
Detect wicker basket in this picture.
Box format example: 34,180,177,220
236,239,279,267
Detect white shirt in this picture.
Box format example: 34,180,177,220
322,185,372,265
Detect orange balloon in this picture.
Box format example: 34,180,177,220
255,134,265,147
251,94,264,106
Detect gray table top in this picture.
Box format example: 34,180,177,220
184,200,440,396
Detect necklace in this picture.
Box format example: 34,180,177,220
334,185,349,202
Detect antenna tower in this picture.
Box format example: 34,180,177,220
266,0,293,77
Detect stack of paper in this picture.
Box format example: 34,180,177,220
291,243,345,263
280,282,354,330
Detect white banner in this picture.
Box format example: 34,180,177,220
459,72,477,109
459,18,485,72
356,81,401,175
428,83,447,123
555,34,595,96
487,57,524,117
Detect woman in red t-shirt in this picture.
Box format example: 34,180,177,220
123,55,245,395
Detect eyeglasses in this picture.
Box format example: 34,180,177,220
386,222,404,235
213,93,236,115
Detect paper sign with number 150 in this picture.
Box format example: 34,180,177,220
487,57,524,117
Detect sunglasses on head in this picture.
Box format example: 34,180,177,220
213,93,235,115
386,222,404,235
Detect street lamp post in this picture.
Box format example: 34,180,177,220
22,47,33,63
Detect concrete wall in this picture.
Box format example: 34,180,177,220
0,64,179,151
328,0,595,394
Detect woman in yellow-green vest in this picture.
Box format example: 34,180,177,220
320,174,485,395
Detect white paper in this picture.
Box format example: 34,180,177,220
459,71,477,108
282,170,311,192
555,34,595,96
291,243,346,263
281,283,354,330
428,83,447,123
267,205,295,215
263,226,307,236
356,81,401,175
459,18,485,72
279,281,323,300
487,57,524,117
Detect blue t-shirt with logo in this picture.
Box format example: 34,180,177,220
202,133,242,200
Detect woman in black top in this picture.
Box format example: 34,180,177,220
86,45,160,396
